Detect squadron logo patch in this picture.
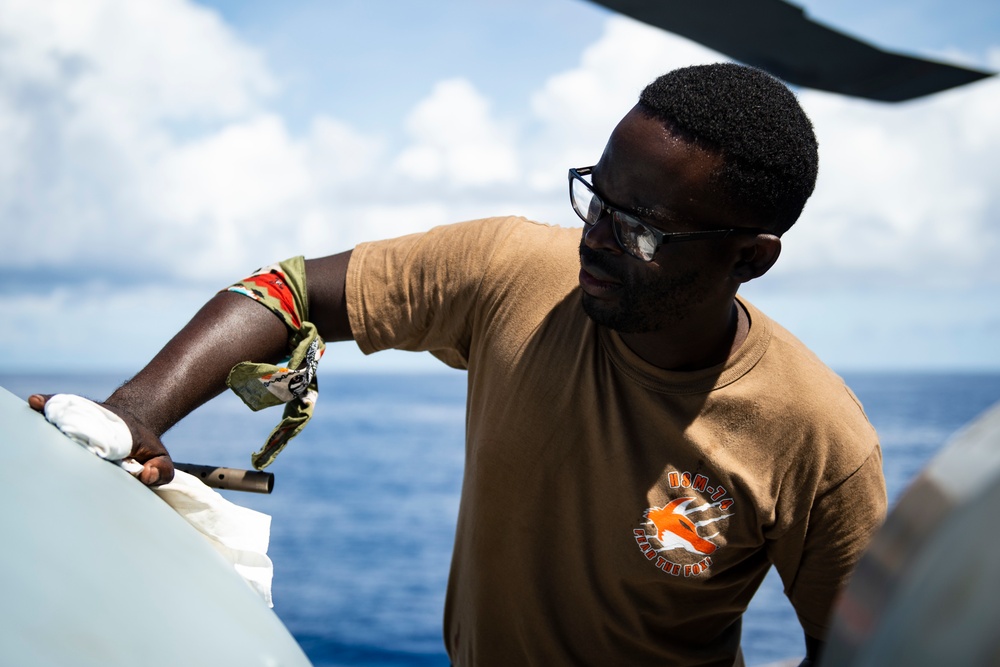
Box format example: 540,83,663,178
633,470,735,577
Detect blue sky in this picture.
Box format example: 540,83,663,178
1,0,998,374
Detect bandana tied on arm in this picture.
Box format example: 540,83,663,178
224,257,325,470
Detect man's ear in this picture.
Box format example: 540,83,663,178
731,234,781,283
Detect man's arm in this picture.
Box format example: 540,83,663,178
28,250,354,485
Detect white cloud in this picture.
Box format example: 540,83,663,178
12,1,993,291
4,0,273,123
526,16,727,191
774,76,1000,288
144,114,314,279
0,0,279,279
1,0,999,370
394,78,519,187
306,117,386,190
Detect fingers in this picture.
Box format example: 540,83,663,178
125,417,175,487
139,455,175,486
27,394,53,412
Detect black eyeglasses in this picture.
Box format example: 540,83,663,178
569,166,767,262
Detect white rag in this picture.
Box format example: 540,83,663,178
42,394,274,607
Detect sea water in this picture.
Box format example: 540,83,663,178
4,370,1000,667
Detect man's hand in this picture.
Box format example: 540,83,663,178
28,393,175,486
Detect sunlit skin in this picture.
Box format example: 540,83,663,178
578,106,782,371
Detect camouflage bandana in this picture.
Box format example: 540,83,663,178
224,256,325,470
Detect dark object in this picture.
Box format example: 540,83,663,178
174,462,275,494
587,0,993,101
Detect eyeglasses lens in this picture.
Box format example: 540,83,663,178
571,178,599,225
615,215,657,261
572,173,658,261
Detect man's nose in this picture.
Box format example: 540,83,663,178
582,213,621,254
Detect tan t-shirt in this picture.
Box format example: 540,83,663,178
346,216,886,667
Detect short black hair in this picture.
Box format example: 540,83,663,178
638,63,818,234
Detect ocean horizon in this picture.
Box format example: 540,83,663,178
4,369,999,666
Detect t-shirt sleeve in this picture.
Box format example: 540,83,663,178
345,217,520,369
766,445,888,639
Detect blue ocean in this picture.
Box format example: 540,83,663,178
4,370,1000,666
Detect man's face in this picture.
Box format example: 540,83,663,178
578,107,743,334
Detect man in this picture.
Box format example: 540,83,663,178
30,63,885,666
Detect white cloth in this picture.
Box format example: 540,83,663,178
43,393,133,460
42,394,274,606
153,470,274,607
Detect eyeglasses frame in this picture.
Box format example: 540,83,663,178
568,166,769,262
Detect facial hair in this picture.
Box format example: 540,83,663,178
579,242,703,334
